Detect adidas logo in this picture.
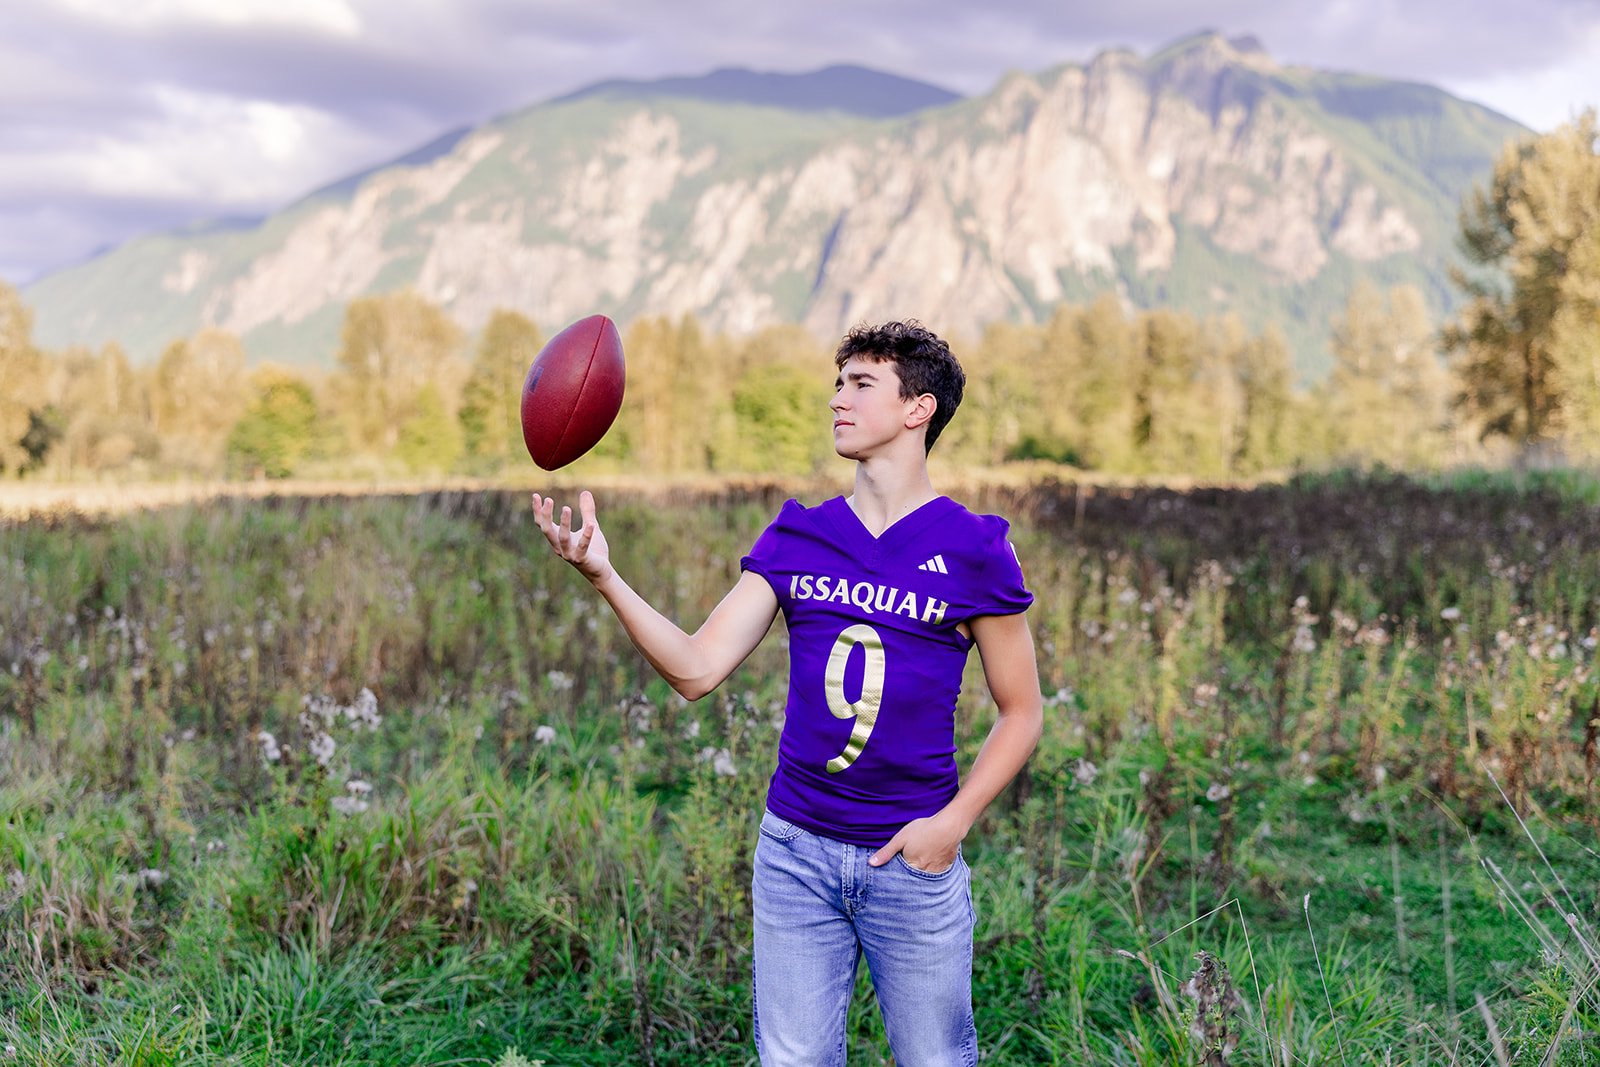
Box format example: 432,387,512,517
918,554,948,574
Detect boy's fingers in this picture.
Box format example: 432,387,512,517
534,497,559,545
557,507,575,554
869,833,904,867
532,493,599,566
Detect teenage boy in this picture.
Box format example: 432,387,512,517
533,321,1043,1067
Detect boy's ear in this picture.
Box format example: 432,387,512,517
905,393,937,431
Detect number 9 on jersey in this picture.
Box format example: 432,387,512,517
824,623,886,773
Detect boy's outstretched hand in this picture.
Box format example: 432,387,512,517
532,491,613,586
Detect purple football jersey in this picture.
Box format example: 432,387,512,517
741,496,1033,846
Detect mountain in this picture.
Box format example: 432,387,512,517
553,64,962,118
23,36,1529,376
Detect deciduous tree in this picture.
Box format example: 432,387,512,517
1327,283,1451,467
226,366,320,478
334,291,465,455
0,282,46,475
396,384,464,474
1447,110,1600,448
50,343,156,471
459,310,542,467
1232,323,1297,474
151,328,248,471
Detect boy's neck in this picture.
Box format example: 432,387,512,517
847,450,938,538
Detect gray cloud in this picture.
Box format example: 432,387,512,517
4,0,1598,287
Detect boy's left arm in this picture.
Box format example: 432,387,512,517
869,610,1044,873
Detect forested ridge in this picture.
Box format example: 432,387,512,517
1,111,1596,483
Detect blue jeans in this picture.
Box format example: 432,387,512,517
751,809,979,1067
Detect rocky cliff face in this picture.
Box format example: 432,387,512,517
796,37,1424,334
24,34,1526,373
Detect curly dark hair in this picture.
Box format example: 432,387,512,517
833,321,965,453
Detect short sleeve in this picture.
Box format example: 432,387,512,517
741,498,804,584
970,522,1033,618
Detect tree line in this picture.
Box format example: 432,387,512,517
1,110,1594,482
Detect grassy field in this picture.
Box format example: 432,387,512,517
2,471,1599,1065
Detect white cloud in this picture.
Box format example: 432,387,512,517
4,0,1600,285
1,85,388,206
50,0,361,35
1444,25,1600,131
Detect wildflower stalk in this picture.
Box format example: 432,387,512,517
1303,893,1350,1067
1385,802,1419,1065
1439,811,1460,1045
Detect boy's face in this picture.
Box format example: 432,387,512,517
831,356,923,460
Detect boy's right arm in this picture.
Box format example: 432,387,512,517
534,491,779,701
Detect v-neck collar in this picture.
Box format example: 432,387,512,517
823,495,953,568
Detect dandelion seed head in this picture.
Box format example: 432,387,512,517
256,731,282,762
308,732,336,766
352,687,381,730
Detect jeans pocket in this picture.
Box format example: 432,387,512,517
758,809,804,843
895,849,962,879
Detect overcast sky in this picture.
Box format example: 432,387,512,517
3,0,1598,287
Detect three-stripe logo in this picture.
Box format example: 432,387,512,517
918,554,948,574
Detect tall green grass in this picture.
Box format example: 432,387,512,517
1,477,1598,1065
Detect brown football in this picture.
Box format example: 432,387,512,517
520,315,626,471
